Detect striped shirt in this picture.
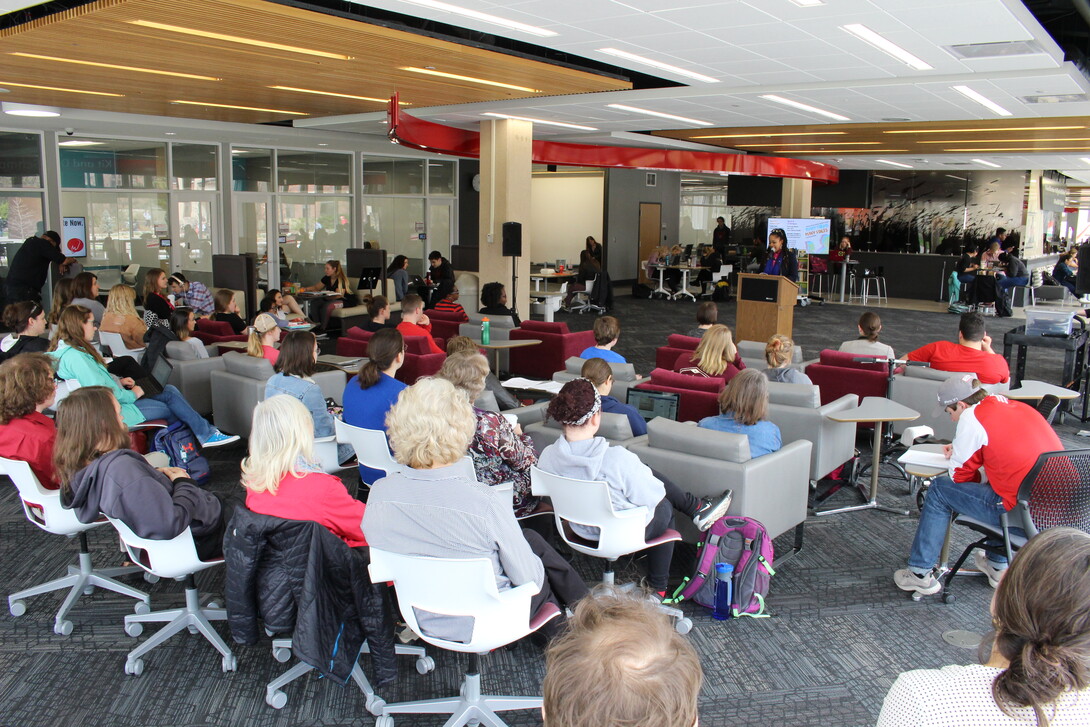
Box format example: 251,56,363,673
179,281,214,316
432,299,468,321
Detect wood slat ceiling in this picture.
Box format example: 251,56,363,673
0,0,630,124
652,117,1090,156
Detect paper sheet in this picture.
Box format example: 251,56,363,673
502,377,564,394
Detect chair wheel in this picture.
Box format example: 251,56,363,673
415,656,435,674
205,600,220,609
83,586,95,595
9,600,26,617
125,658,144,676
273,646,292,663
54,619,73,636
942,593,956,604
125,621,144,637
143,573,159,584
910,592,923,602
266,690,288,709
675,617,693,635
222,654,237,672
188,625,199,635
366,694,387,716
133,601,151,615
375,716,394,727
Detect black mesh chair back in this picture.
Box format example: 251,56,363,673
1035,394,1062,425
1018,449,1090,536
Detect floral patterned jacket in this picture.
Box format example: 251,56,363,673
470,407,539,517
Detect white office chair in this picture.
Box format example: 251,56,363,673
100,331,146,361
368,548,561,727
334,419,407,479
3,457,150,635
314,434,356,475
121,263,140,286
107,517,235,676
699,264,731,299
530,466,691,634
570,275,605,315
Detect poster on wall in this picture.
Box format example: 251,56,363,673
61,216,87,258
766,217,831,255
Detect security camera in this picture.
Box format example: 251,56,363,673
64,128,74,136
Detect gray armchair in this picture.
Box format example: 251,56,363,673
524,412,639,452
737,339,811,372
552,357,638,402
766,382,857,483
889,365,977,441
163,341,224,416
627,418,811,559
460,313,516,372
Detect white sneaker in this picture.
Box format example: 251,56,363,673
973,551,1007,589
894,568,942,595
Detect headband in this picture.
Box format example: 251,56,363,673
557,378,602,426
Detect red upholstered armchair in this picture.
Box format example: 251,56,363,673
193,318,247,347
509,320,595,379
655,334,701,371
804,349,890,406
427,308,467,342
336,326,372,357
634,368,723,422
336,327,444,383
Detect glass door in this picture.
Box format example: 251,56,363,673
234,193,277,294
174,193,218,282
427,198,455,260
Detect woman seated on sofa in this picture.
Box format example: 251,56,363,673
247,313,280,365
49,305,237,448
0,352,59,488
363,295,396,333
57,386,229,560
437,350,542,518
258,291,306,327
839,311,895,360
0,301,49,363
210,289,247,335
242,395,367,547
265,330,353,465
698,369,782,458
70,272,105,325
581,356,646,437
99,285,147,352
170,307,208,359
763,334,812,385
142,269,174,329
675,324,745,384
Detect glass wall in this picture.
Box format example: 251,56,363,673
0,131,45,278
231,148,272,192
172,144,218,191
680,177,729,248
61,191,169,269
60,139,167,189
278,194,353,266
278,151,351,193
362,196,427,264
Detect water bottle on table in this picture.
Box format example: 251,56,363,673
481,317,491,345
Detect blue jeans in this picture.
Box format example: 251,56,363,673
135,384,215,442
997,275,1028,293
908,476,1008,571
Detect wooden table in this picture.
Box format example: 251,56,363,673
819,397,920,516
471,338,541,373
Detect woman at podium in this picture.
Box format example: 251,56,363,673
759,228,799,282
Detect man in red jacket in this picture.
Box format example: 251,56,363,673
894,374,1061,596
396,294,443,355
905,312,1009,384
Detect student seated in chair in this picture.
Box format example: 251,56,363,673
839,310,895,360
362,295,396,333
479,281,521,326
0,301,49,363
536,378,732,599
675,324,745,384
763,334,811,385
579,316,636,371
433,285,469,322
543,587,703,727
686,301,717,339
446,335,520,411
698,369,782,458
0,353,59,489
362,377,588,643
342,328,406,485
581,357,646,437
396,294,443,355
906,312,1009,385
57,387,230,561
247,313,280,365
210,289,246,335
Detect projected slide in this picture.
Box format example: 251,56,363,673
767,218,831,255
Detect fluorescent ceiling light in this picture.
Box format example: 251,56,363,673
58,140,104,147
401,67,539,93
9,52,221,81
606,103,712,126
2,102,60,117
972,158,1001,168
841,24,933,71
597,48,718,83
769,148,908,154
945,146,1090,152
760,94,849,121
885,125,1083,134
390,0,557,37
873,174,900,181
691,131,846,139
735,141,880,147
920,137,1088,144
951,85,1012,116
268,86,410,104
171,100,308,115
127,20,351,60
0,80,122,97
876,159,914,168
946,175,968,181
481,112,597,131
790,0,825,6
1081,158,1090,165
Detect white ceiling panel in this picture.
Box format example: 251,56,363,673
884,1,1032,46
652,3,779,30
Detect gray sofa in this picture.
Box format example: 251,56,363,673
627,418,811,555
766,382,857,482
163,341,225,416
553,356,639,401
524,411,640,452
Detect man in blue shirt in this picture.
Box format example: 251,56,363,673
579,315,629,364
581,357,647,436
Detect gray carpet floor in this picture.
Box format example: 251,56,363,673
1,294,1085,727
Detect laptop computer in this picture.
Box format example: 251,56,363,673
626,388,680,422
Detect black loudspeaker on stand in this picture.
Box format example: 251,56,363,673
502,221,522,317
1076,243,1090,296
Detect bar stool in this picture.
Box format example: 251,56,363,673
860,267,887,306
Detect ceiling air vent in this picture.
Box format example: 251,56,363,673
947,41,1041,59
1021,93,1090,104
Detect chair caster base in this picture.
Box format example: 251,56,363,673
415,656,435,674
366,694,387,716
53,619,73,636
125,658,145,676
266,689,287,709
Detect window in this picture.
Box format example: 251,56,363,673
231,147,272,192
59,139,167,189
61,191,169,268
0,132,42,188
172,144,218,191
362,158,424,195
428,160,456,195
277,151,351,193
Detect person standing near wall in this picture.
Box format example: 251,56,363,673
712,216,731,257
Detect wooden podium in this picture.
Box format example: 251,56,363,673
735,273,798,343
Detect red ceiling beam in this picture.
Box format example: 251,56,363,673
386,94,839,183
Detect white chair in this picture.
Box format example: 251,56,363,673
314,434,355,475
570,275,605,315
121,263,140,286
107,517,235,676
100,331,146,360
3,457,150,635
334,419,406,479
530,466,692,634
368,549,561,727
699,264,731,298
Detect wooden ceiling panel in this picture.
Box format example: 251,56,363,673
0,0,630,123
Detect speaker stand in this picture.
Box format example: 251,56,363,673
510,254,519,318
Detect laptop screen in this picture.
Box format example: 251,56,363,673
626,389,680,422
151,355,174,387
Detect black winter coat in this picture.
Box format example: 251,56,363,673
224,508,397,686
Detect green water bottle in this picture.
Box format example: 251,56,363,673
481,317,491,345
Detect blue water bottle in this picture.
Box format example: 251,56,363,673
712,563,734,621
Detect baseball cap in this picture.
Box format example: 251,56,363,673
935,374,979,415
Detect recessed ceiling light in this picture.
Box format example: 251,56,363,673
164,132,176,136
760,94,850,121
598,48,718,83
769,148,908,154
2,102,60,117
789,0,825,6
876,159,914,168
401,67,539,93
127,20,352,60
690,131,846,139
735,141,881,147
885,125,1082,134
951,85,1012,116
1081,158,1090,165
171,100,308,115
605,103,711,126
481,112,597,131
972,158,1001,168
0,80,122,97
58,140,104,147
944,146,1090,152
388,0,557,37
268,86,411,104
317,143,329,146
841,24,933,71
10,52,222,80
